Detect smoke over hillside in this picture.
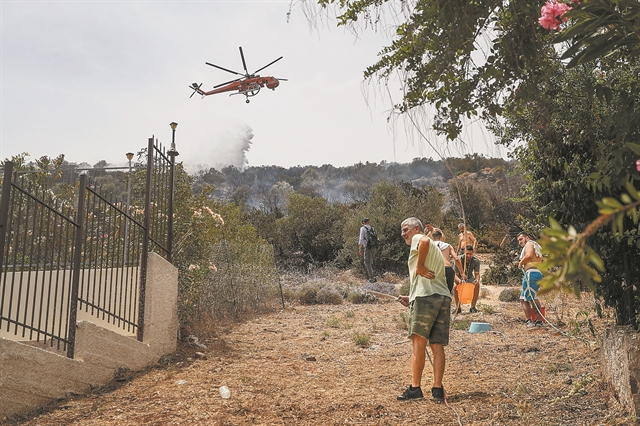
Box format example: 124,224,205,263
183,124,254,174
187,154,514,213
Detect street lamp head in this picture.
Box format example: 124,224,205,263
126,152,134,161
168,123,179,157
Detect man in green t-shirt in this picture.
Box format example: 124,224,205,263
396,217,451,403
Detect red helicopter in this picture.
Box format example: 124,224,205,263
189,47,287,103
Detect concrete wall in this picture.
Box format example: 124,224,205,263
0,252,178,420
601,326,640,416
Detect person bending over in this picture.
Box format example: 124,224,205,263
431,230,463,294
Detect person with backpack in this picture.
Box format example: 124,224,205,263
358,218,378,283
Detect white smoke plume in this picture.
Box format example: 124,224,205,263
184,124,254,174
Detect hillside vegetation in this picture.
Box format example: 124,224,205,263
4,152,529,333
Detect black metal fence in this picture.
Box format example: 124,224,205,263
0,137,174,358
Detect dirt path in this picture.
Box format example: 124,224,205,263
6,279,632,426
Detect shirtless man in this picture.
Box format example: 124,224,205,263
517,232,544,327
431,230,463,294
425,223,446,242
457,223,477,255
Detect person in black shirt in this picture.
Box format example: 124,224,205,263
453,245,481,313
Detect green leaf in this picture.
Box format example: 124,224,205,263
571,36,625,66
598,208,617,215
627,143,640,155
615,213,625,233
626,182,640,200
585,246,605,272
543,228,570,238
601,197,623,209
549,217,562,229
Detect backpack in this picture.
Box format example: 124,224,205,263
366,226,379,248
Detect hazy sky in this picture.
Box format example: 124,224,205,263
1,1,506,172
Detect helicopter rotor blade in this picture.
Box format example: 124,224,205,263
253,56,283,74
205,62,244,77
214,78,242,89
276,78,288,81
239,46,249,77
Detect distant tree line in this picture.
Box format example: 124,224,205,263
1,152,528,276
190,154,511,207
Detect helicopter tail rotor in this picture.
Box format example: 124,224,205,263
189,83,203,98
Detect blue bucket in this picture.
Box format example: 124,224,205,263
468,322,491,333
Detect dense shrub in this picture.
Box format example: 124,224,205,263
277,193,348,265
362,281,398,296
347,289,378,304
297,282,323,305
499,288,521,302
338,180,445,276
380,271,406,284
331,282,355,299
447,179,494,231
482,247,523,287
398,278,410,296
173,169,282,331
316,285,344,305
350,331,371,347
189,240,281,326
281,287,298,303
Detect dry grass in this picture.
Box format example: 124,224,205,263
4,259,635,425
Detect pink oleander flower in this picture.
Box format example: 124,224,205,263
636,159,640,172
539,14,560,30
539,0,572,30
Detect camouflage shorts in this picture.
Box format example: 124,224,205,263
407,295,452,345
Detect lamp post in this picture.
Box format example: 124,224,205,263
123,152,135,267
167,122,179,262
125,152,134,212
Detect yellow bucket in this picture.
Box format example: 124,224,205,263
457,283,475,304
